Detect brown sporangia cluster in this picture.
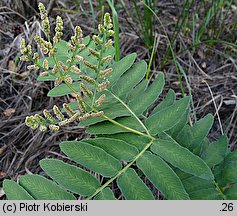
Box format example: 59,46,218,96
23,2,114,131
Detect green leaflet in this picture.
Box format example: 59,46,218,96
112,61,147,97
174,168,193,181
128,73,164,115
137,151,189,200
168,108,189,138
86,116,146,134
126,79,148,102
60,141,122,177
94,188,116,200
19,175,75,200
109,53,137,84
40,159,100,196
224,183,237,200
102,133,149,151
151,139,214,180
3,180,34,200
189,188,223,200
146,96,190,135
117,168,154,200
84,137,139,162
220,162,237,184
151,89,176,114
181,176,215,193
201,135,228,167
176,114,214,151
48,82,81,97
215,151,237,187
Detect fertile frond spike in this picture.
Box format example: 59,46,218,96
59,111,81,126
64,75,73,84
96,94,106,106
90,111,104,118
76,95,86,113
38,2,47,20
54,78,62,87
105,39,113,49
25,116,39,129
68,111,81,123
80,83,93,97
99,68,113,78
43,59,49,70
34,36,52,54
39,72,49,77
49,124,59,131
74,55,84,62
20,39,32,55
20,55,29,61
98,24,105,33
20,38,26,51
104,12,112,29
59,61,68,72
88,48,100,58
53,105,65,121
71,26,83,46
83,60,97,71
39,125,47,132
101,55,112,65
80,75,95,85
43,110,55,123
27,65,39,70
70,65,81,74
34,114,46,124
53,16,63,44
79,113,90,121
33,53,39,61
63,103,76,117
42,17,50,34
92,35,102,46
52,65,59,74
58,118,70,126
97,81,110,92
108,30,114,36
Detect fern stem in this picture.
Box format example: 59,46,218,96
106,90,152,137
86,138,155,200
91,33,106,106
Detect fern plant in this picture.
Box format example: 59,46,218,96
3,3,237,200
